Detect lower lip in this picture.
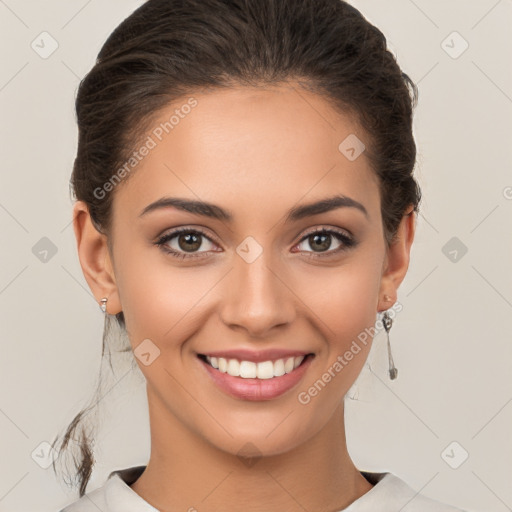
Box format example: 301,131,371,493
198,354,314,401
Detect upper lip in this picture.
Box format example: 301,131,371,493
198,349,314,363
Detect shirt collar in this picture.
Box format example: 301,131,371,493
104,466,418,511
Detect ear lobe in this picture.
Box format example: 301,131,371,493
377,208,416,311
72,201,122,314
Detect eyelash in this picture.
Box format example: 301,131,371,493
154,226,357,261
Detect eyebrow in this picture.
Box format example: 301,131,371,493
138,194,369,222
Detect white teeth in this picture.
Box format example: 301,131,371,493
256,360,274,379
273,358,285,377
204,355,307,379
240,360,257,378
284,357,295,373
227,359,239,376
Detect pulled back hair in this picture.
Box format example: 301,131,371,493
52,0,421,497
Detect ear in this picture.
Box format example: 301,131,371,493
377,206,416,312
72,201,122,315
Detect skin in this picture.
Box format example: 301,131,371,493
73,82,415,512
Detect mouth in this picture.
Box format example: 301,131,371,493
196,352,316,401
197,353,315,379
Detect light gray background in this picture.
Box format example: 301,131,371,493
1,1,511,511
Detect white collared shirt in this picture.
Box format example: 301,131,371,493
59,465,466,512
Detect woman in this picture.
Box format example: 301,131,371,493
53,0,466,510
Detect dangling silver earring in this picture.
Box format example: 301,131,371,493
382,311,398,380
98,297,112,362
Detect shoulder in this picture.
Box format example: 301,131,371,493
59,485,108,512
59,480,110,512
345,471,467,512
59,465,151,512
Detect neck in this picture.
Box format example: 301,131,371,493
130,389,373,512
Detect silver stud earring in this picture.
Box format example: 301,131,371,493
99,297,108,313
382,310,398,380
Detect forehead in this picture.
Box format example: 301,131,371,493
112,83,380,225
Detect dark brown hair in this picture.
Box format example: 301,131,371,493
52,0,421,497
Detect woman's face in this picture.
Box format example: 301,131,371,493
76,83,414,458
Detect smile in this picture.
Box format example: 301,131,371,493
197,353,315,401
200,354,310,379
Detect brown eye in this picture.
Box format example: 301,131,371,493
177,232,202,252
295,228,356,257
307,232,332,252
155,228,218,259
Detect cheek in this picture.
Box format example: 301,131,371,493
301,254,382,338
299,255,382,390
113,242,217,349
326,268,379,345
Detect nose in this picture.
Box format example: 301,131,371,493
219,249,296,338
